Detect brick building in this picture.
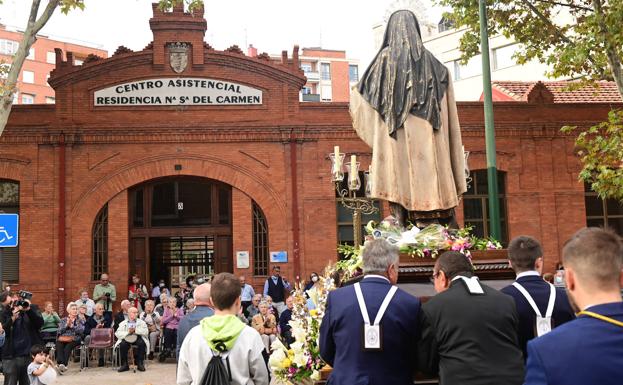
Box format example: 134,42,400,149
0,23,107,104
0,3,621,311
257,46,358,102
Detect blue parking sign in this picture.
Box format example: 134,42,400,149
0,214,19,247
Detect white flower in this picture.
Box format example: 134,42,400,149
271,338,287,352
293,351,308,368
290,341,305,354
311,370,321,381
268,348,286,371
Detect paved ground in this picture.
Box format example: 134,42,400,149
0,361,177,385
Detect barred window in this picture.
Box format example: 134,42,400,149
463,170,508,244
0,180,19,283
92,204,108,280
252,201,269,276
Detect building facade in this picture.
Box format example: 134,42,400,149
1,3,620,311
0,23,107,104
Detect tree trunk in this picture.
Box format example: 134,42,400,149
0,0,59,137
592,0,623,99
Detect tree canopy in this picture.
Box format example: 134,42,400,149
440,0,623,200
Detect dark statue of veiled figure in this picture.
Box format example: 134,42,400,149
350,10,466,228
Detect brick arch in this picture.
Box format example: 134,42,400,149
70,153,287,235
0,156,30,182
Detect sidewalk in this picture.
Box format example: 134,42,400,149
0,361,178,385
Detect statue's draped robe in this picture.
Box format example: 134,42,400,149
350,77,467,212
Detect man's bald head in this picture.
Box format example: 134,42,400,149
193,283,212,306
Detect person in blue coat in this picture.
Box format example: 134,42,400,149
319,238,421,385
501,236,575,359
524,227,623,385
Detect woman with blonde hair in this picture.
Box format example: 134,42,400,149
251,301,277,353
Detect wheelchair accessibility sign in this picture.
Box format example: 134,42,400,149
0,214,18,247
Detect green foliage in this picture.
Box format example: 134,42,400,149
59,0,85,15
157,0,204,12
562,110,623,200
437,0,623,84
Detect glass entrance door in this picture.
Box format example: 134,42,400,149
150,236,214,288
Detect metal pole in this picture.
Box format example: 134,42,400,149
479,0,502,240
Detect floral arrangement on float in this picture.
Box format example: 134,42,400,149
269,219,502,384
269,272,335,384
337,220,502,273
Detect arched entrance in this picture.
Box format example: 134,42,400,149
128,176,232,288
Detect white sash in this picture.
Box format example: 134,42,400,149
512,281,556,336
354,282,397,350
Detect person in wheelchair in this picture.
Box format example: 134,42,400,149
114,307,148,372
84,303,113,367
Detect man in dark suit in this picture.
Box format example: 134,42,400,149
501,236,575,359
524,227,623,385
418,251,524,385
319,238,421,385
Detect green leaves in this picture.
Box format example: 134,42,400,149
437,0,621,84
563,110,623,201
59,0,85,15
157,0,203,12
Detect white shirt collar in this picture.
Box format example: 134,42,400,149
516,271,541,279
363,274,390,283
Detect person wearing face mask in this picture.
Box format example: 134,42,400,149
304,272,320,292
75,289,96,317
151,279,169,305
239,275,255,317
128,274,149,311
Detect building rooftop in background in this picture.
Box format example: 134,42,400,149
487,81,623,104
0,23,108,104
257,45,359,103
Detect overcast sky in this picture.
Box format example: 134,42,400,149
0,0,443,69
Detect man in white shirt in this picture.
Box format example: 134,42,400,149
177,273,268,385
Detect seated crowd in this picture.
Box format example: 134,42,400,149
2,227,621,385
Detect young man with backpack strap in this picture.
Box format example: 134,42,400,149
177,273,269,385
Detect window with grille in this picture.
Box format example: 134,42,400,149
0,180,19,282
252,201,269,276
462,170,508,244
92,204,108,280
584,183,623,234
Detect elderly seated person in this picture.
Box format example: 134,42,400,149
40,301,61,343
246,294,262,323
84,302,113,367
140,299,161,360
56,302,86,373
115,307,148,372
251,301,277,354
160,296,184,361
113,299,131,332
154,293,168,317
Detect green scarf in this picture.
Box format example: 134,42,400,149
200,314,246,352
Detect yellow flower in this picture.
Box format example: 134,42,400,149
310,309,318,317
288,349,294,358
281,358,292,369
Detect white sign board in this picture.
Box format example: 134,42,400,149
94,78,263,106
236,251,250,269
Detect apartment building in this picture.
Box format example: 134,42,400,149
0,23,107,104
258,45,359,103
